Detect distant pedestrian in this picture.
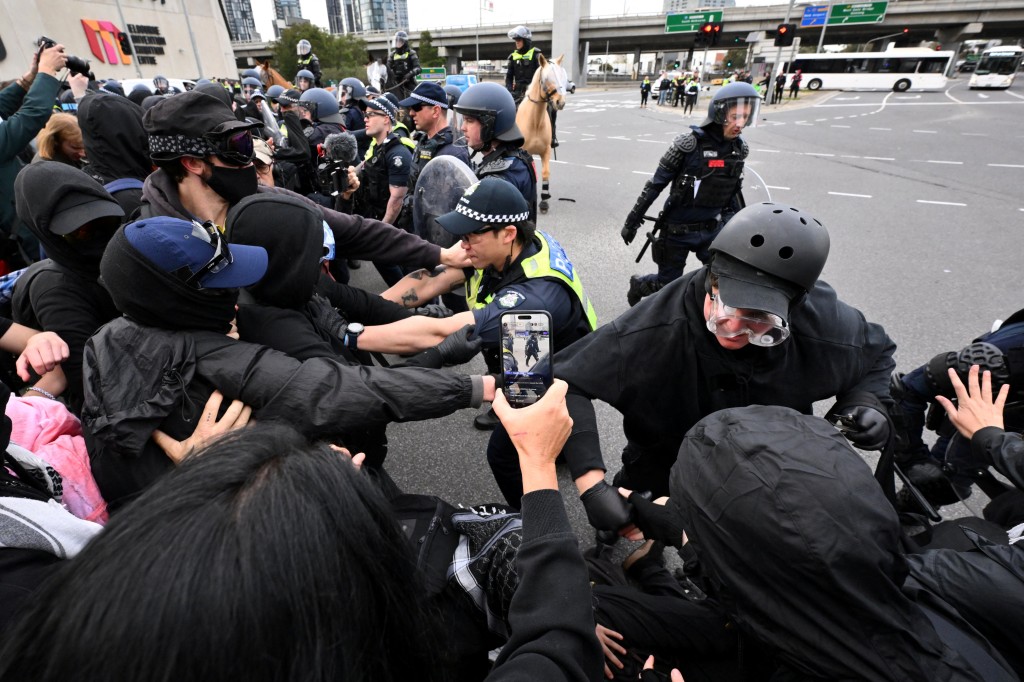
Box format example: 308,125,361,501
789,70,802,99
772,72,786,104
639,76,651,108
657,74,671,105
683,79,699,115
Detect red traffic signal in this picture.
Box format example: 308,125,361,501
774,23,796,47
700,22,713,35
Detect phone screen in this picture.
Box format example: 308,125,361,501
499,311,553,408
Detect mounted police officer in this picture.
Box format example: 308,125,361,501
295,68,316,92
296,39,322,88
387,31,421,101
621,82,760,307
505,26,542,106
453,82,537,221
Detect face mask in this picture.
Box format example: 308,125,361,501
206,164,258,205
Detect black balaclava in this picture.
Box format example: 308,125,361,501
224,194,323,310
100,226,237,334
77,92,151,184
205,164,259,206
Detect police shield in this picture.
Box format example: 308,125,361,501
413,155,477,248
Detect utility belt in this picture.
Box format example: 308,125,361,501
658,218,719,235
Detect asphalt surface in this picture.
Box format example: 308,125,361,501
355,74,1024,551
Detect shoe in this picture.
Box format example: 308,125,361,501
896,459,972,512
550,137,559,148
473,407,500,431
627,275,665,307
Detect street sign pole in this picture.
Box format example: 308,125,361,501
773,0,797,79
816,0,834,53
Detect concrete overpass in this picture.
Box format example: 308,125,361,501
233,0,1024,82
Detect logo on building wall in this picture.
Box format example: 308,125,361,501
81,19,132,65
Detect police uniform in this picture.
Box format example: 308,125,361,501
475,145,538,222
505,46,543,104
626,125,747,291
356,132,415,221
387,47,421,101
297,53,322,88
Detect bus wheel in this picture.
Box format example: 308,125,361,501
807,79,822,91
893,79,911,92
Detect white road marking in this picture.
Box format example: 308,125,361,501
834,116,846,119
978,93,989,99
989,163,1024,168
766,185,790,190
632,170,654,175
913,129,938,134
607,136,632,141
550,160,568,164
580,138,596,142
805,152,835,157
840,155,860,158
924,160,964,165
795,122,813,126
586,164,610,170
830,124,851,128
834,96,860,100
1007,90,1024,101
758,149,781,153
961,133,987,137
828,192,872,198
815,117,829,121
917,200,966,206
870,127,892,131
943,86,964,104
863,156,895,161
896,95,921,100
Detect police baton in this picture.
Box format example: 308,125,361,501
634,215,660,264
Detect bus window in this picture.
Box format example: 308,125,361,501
918,57,948,74
896,59,919,73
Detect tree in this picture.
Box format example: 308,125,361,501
270,24,369,88
418,31,443,68
723,48,748,71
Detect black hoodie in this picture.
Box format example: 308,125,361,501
670,406,1016,681
77,92,151,218
12,161,121,414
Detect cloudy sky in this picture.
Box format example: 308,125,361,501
251,0,781,39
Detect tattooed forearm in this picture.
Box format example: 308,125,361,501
401,290,421,306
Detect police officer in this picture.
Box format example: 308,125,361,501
299,88,346,206
296,39,322,88
484,202,896,532
338,77,367,132
380,177,597,428
387,31,421,101
351,96,415,233
153,75,177,95
505,25,542,105
453,82,537,220
622,82,760,307
380,92,412,139
296,69,316,93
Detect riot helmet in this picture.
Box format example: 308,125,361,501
707,203,830,327
266,84,285,101
339,77,367,105
242,76,262,100
300,88,343,125
701,81,761,130
296,69,315,91
394,31,408,48
453,81,521,145
153,75,169,93
241,68,261,80
297,39,312,57
508,25,532,48
443,84,463,107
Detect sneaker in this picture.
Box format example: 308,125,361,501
473,407,500,431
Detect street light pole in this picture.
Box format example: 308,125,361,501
772,0,797,78
865,30,910,51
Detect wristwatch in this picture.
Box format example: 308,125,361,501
343,322,365,350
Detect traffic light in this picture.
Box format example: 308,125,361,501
726,59,733,68
696,22,714,46
117,31,132,56
711,22,723,46
774,23,796,47
673,60,681,69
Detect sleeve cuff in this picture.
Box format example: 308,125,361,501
468,375,483,408
520,489,572,541
970,426,1005,466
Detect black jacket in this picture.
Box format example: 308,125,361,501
670,406,1016,681
77,92,150,218
557,267,896,485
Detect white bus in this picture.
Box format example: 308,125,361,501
784,49,955,92
969,45,1024,89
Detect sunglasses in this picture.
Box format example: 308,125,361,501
204,129,255,166
364,110,389,119
181,220,234,289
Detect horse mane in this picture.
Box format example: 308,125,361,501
525,54,550,101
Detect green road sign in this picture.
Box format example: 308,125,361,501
420,67,446,80
665,11,723,33
828,1,888,25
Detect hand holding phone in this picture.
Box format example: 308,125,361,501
499,311,553,408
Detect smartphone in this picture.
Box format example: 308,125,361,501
833,413,857,434
499,311,553,408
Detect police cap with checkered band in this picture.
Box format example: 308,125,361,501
436,177,531,236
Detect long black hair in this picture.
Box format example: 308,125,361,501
0,424,440,682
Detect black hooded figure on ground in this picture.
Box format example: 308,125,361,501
12,161,124,413
77,92,151,218
624,405,1020,680
83,216,495,511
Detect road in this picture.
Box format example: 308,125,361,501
358,75,1024,548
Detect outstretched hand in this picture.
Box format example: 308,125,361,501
596,624,627,679
935,365,1009,439
153,391,253,464
492,379,572,493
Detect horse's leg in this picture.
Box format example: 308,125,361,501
539,150,551,214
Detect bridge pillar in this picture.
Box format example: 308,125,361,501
553,0,587,85
439,46,462,75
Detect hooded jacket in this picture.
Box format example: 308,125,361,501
140,167,445,269
77,92,151,217
12,161,122,413
670,406,1016,681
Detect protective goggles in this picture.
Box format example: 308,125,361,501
705,294,789,347
321,221,335,263
182,220,233,289
203,128,255,166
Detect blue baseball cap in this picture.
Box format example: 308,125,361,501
398,81,449,109
125,217,268,289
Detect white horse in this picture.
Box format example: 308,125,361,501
515,54,568,214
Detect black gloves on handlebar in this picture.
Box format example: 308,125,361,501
580,480,633,531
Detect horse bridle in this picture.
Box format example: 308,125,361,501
527,70,561,104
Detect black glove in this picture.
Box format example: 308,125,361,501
580,480,633,531
435,324,483,366
627,492,685,549
621,216,643,246
414,304,453,318
840,406,890,451
305,293,347,340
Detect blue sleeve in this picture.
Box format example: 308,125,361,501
471,281,572,349
385,145,412,186
437,142,471,166
495,159,534,204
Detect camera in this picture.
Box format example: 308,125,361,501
35,36,93,79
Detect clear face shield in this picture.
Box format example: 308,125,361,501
715,97,761,130
448,108,467,147
705,293,789,347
